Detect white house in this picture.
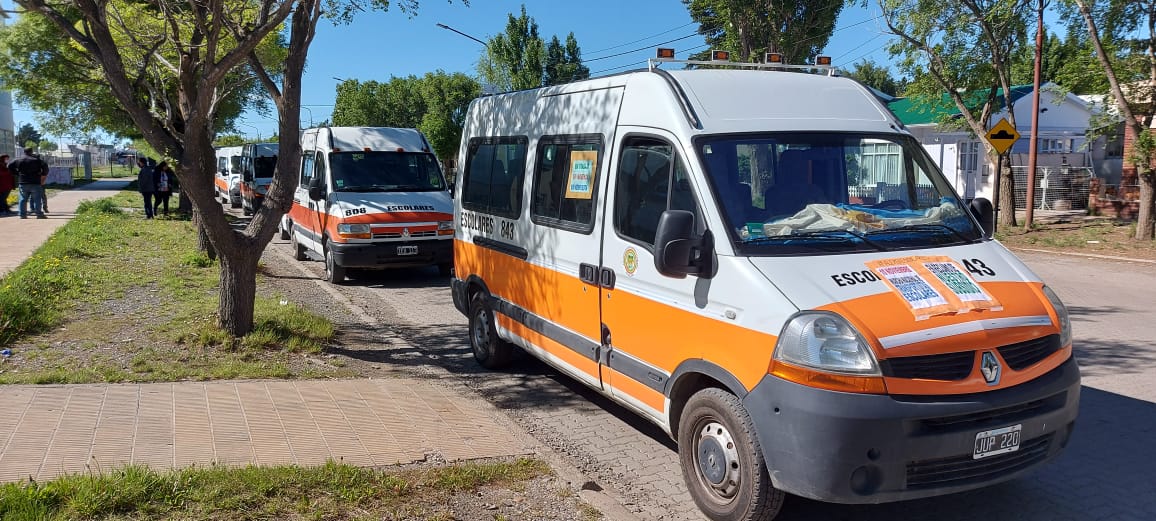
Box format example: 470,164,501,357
886,83,1117,206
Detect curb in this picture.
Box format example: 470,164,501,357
1009,247,1156,265
264,244,648,521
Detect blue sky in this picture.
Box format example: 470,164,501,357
13,0,897,142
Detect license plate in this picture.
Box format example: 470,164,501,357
397,246,418,256
973,424,1022,459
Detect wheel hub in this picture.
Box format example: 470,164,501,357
473,308,491,354
696,421,741,498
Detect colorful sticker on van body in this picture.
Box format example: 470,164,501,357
865,256,1001,320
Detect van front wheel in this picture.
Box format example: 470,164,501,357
469,293,513,369
678,388,784,521
324,244,346,283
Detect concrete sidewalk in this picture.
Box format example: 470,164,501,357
0,380,532,483
0,180,534,484
0,178,133,278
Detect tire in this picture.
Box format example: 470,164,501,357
279,220,291,240
324,242,345,283
468,292,513,369
291,229,308,261
242,201,252,216
678,388,784,521
230,198,241,209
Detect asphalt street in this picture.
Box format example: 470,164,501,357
269,236,1156,521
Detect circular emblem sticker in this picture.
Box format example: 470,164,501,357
623,247,639,276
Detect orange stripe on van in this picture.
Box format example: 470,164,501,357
342,211,452,224
605,368,667,412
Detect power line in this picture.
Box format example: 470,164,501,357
584,33,701,62
589,43,710,76
585,21,696,56
835,33,883,61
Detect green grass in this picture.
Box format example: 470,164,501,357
0,459,552,520
0,192,341,383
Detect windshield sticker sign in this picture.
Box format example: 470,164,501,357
867,256,1001,319
565,150,598,200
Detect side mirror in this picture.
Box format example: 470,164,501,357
242,169,253,182
653,210,716,279
307,176,326,201
969,197,994,238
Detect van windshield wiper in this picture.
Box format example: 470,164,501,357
867,223,974,243
746,228,884,250
379,184,442,192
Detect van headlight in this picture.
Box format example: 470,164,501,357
438,221,454,231
1042,286,1072,347
337,221,369,234
774,312,880,375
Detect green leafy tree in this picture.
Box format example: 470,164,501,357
478,5,588,90
844,59,907,96
1009,30,1109,94
332,71,480,165
684,0,845,64
12,0,454,336
15,123,41,147
1062,0,1156,239
213,135,249,147
880,0,1031,226
38,140,58,152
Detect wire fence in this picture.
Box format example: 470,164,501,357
1011,166,1094,211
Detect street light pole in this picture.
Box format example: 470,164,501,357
436,23,487,47
301,106,314,128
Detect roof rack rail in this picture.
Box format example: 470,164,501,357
647,58,838,76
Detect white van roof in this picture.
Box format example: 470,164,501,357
317,127,430,153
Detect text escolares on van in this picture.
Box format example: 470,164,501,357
449,60,1079,521
282,126,454,283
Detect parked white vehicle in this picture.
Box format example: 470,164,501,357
214,145,242,208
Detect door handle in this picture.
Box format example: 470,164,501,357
599,267,616,290
579,263,599,286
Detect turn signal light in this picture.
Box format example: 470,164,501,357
711,50,731,61
770,360,887,394
656,48,676,59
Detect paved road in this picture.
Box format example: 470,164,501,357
268,236,1156,521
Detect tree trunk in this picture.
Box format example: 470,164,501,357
999,162,1018,227
192,208,217,260
217,252,259,337
1137,169,1155,240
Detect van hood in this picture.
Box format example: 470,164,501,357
330,190,453,218
747,241,1058,357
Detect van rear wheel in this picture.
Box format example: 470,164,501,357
291,230,308,261
469,292,513,369
279,221,291,240
678,388,784,521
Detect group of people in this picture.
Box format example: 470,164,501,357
0,147,51,219
135,156,178,219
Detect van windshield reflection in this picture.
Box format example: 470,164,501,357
694,133,982,254
329,152,445,192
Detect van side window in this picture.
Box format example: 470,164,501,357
614,137,700,248
462,137,527,219
299,153,315,187
531,135,602,232
314,152,326,186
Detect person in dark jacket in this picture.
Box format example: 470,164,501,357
137,156,156,219
0,154,13,216
10,147,48,219
153,161,176,217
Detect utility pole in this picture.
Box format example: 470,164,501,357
1024,0,1045,229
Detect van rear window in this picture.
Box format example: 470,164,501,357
462,137,527,219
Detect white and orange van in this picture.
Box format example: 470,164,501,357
451,54,1079,521
214,145,242,208
240,142,278,216
281,126,454,283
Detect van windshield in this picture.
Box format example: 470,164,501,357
329,151,445,192
695,133,982,255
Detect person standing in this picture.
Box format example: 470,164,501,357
10,147,48,219
0,154,13,216
153,161,175,217
36,153,49,214
137,156,156,219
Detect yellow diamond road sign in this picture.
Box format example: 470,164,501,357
986,117,1020,155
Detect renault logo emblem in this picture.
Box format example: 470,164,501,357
402,228,410,238
980,352,1001,385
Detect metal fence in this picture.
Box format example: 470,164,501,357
1011,166,1094,211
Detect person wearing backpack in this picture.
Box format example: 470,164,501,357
9,147,48,219
137,156,157,219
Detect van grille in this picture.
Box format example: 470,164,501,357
373,230,438,239
881,351,975,381
914,391,1067,434
905,434,1053,490
997,335,1061,371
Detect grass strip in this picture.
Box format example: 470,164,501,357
0,459,551,520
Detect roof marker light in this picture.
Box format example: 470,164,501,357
816,56,832,66
711,50,731,62
765,52,783,64
656,48,675,59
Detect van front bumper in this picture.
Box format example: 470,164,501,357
742,356,1079,504
329,239,453,269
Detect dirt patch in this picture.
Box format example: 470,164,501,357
997,218,1156,261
